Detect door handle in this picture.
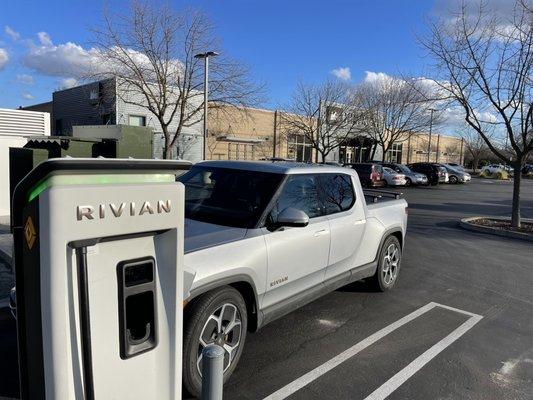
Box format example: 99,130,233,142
314,229,329,237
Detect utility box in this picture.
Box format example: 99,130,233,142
11,158,190,399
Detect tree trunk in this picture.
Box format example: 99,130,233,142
472,155,479,173
369,143,377,162
163,135,172,159
511,159,522,228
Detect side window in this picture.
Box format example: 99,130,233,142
270,174,322,221
319,174,356,215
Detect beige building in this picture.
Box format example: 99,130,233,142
207,105,465,165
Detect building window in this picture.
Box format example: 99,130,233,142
386,143,403,163
288,134,313,162
128,115,146,127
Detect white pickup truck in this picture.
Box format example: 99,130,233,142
178,160,408,396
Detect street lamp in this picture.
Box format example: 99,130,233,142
427,108,436,162
194,51,219,160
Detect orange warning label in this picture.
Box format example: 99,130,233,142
24,216,37,250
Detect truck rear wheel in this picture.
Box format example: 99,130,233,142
183,286,247,398
371,236,402,292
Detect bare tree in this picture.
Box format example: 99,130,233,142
423,0,533,227
279,80,365,163
355,75,440,162
91,1,262,159
460,126,490,172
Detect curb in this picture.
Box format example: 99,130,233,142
460,216,533,242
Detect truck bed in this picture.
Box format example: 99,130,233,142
364,189,408,227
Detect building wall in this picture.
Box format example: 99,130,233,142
208,106,313,161
114,78,203,163
207,105,465,166
53,80,116,135
0,135,27,216
52,78,203,162
0,108,51,216
400,132,464,165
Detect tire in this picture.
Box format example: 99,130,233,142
405,177,412,187
370,236,402,292
183,286,248,398
449,175,458,184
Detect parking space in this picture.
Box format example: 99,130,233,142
1,178,532,399
222,178,533,400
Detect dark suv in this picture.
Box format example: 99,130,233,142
407,163,446,185
344,163,385,188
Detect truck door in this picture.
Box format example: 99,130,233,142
320,173,366,282
261,174,330,311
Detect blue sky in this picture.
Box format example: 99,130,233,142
1,0,444,110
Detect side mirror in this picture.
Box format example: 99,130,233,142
275,207,309,228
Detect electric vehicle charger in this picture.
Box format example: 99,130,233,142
11,158,190,399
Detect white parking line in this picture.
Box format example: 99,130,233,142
263,302,482,400
365,311,482,400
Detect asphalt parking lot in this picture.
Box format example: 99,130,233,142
1,178,532,399
222,178,533,400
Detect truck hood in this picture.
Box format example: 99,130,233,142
184,218,247,253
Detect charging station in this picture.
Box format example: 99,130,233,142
11,158,190,399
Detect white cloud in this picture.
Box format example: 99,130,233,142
331,67,351,81
59,77,78,89
0,48,8,70
433,0,523,41
363,71,391,83
21,92,34,100
22,33,182,82
24,39,101,78
16,74,34,85
37,31,52,46
5,26,20,41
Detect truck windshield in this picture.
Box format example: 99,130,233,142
177,166,283,228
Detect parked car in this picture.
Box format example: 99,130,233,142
440,164,471,184
175,160,408,396
382,166,407,186
407,163,447,185
343,163,385,188
445,162,464,171
480,164,505,174
377,162,428,186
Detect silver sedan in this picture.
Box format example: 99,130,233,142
382,167,407,186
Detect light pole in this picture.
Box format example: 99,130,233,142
195,51,219,160
427,108,436,162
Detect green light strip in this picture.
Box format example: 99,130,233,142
28,173,176,202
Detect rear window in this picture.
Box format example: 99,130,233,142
319,174,356,215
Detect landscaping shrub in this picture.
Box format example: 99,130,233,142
479,170,509,180
494,170,509,180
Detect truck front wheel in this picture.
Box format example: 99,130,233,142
371,236,402,291
183,286,248,398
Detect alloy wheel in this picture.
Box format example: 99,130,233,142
196,303,242,376
382,243,399,285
